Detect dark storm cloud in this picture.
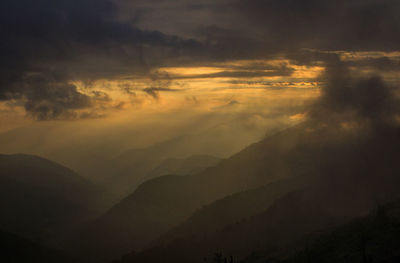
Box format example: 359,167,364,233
0,0,203,119
288,49,400,73
1,0,400,120
310,56,400,127
8,74,92,120
193,24,273,61
236,0,400,52
347,57,400,73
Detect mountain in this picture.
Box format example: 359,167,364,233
145,155,221,180
0,230,69,263
73,175,205,262
254,201,400,263
0,121,265,198
97,138,224,197
74,123,365,262
122,200,400,263
153,174,311,247
114,125,400,263
0,154,108,246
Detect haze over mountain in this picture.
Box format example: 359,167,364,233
1,0,400,263
86,56,400,262
0,154,109,246
72,123,318,261
146,155,221,179
96,138,224,196
114,124,400,263
0,119,269,197
70,113,392,262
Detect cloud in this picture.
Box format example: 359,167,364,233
310,57,400,128
0,0,203,119
1,0,400,121
170,66,294,79
236,0,400,51
142,70,183,99
4,73,92,120
346,57,400,73
143,88,181,100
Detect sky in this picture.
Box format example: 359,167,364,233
1,0,400,165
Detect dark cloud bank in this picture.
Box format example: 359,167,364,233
1,0,400,119
0,0,201,119
235,0,400,129
2,2,400,262
237,0,400,52
311,56,400,128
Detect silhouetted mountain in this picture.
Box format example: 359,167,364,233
145,155,221,180
249,201,400,263
154,175,311,247
73,175,204,262
0,123,263,199
0,230,69,263
0,154,108,246
76,123,365,262
98,137,225,197
112,124,400,263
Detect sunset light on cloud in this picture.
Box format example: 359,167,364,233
2,1,400,262
0,59,323,133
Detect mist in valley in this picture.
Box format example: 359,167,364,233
1,0,400,263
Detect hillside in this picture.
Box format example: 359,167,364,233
0,154,107,245
113,125,400,263
0,230,69,263
101,150,222,197
153,174,312,247
258,202,400,263
145,155,222,180
74,123,373,262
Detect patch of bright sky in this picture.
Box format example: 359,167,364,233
69,59,324,118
